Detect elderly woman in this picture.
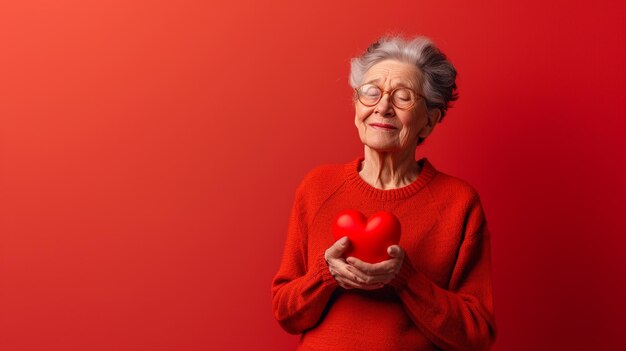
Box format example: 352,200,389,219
271,35,497,351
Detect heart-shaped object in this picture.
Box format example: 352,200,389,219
332,210,401,263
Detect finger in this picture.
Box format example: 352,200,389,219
345,264,387,283
326,236,350,259
335,277,354,289
335,260,383,285
346,256,395,276
345,264,369,282
331,261,361,283
356,282,385,290
347,265,395,285
336,275,384,290
333,263,384,289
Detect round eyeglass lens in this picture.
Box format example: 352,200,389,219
391,88,416,109
357,84,382,105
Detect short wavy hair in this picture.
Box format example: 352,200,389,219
349,35,459,145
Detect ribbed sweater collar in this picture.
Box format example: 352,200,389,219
345,156,437,201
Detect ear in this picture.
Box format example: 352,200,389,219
418,108,442,138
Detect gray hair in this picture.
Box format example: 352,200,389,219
349,35,459,131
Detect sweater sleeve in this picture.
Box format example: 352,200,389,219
389,193,498,351
271,183,339,335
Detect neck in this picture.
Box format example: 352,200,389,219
359,145,421,190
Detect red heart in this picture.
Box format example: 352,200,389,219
332,210,401,264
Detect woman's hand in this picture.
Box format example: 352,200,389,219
324,236,385,290
345,245,405,286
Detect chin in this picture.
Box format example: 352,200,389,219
364,142,401,153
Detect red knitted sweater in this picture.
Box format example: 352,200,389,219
271,156,497,350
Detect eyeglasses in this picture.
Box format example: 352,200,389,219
354,83,425,110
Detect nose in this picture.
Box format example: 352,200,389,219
375,92,395,117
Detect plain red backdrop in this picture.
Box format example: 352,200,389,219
1,0,625,350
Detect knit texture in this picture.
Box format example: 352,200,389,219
271,156,497,351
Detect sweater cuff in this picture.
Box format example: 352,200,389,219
389,254,416,291
314,253,339,288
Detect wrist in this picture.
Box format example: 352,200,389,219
389,255,415,291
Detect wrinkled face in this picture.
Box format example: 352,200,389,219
354,59,435,153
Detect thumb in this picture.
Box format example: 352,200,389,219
387,245,403,258
328,236,349,258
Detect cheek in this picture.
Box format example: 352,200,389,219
396,113,423,140
355,105,374,123
400,111,425,131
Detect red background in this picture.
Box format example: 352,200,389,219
1,1,625,350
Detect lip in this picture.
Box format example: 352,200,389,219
369,123,397,130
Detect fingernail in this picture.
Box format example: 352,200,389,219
340,236,348,245
346,257,354,264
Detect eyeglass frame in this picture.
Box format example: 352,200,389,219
353,83,427,111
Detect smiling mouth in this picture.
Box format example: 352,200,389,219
369,123,397,130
